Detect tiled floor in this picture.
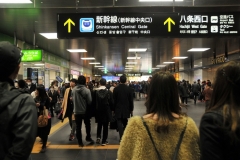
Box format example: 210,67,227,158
30,98,205,160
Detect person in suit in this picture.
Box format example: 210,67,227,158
25,78,36,94
113,75,134,142
48,86,60,117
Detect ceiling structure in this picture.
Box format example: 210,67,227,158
0,0,240,75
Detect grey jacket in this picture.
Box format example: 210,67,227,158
72,85,92,114
0,79,37,160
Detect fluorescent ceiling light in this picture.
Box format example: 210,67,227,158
89,62,100,64
81,57,95,60
31,67,41,69
125,68,133,69
163,62,175,64
98,68,105,70
94,66,104,68
126,62,137,64
34,64,44,66
67,49,87,52
194,65,198,66
156,65,166,67
39,33,58,39
128,48,147,52
0,0,32,3
127,57,141,60
95,75,101,76
187,48,210,52
152,68,160,69
125,65,135,67
172,57,188,59
139,0,183,1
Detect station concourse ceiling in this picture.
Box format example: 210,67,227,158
0,0,240,74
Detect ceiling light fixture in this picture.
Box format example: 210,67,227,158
127,57,141,60
67,49,87,52
94,66,104,68
152,68,160,69
128,48,147,52
172,57,188,59
34,64,44,66
163,62,175,64
126,62,137,64
39,33,58,39
0,0,32,3
187,48,210,52
125,66,135,68
89,62,100,64
81,57,95,60
156,65,166,67
139,0,183,1
125,68,133,69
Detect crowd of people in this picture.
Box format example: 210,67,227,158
0,41,239,160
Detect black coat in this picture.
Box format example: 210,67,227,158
29,83,36,94
200,110,240,160
113,84,134,119
48,90,59,103
95,89,114,123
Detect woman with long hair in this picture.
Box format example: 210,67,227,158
35,85,51,153
118,71,200,160
200,61,240,159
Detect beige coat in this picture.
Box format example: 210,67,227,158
61,88,75,120
118,116,200,160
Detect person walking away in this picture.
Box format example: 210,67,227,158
181,80,189,105
202,82,213,111
0,41,37,159
72,75,94,147
143,77,152,98
113,75,134,142
118,71,200,160
200,61,240,159
48,86,60,117
134,82,140,101
192,81,200,104
95,78,114,146
61,79,77,141
35,85,52,153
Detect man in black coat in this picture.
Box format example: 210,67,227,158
113,75,134,142
26,78,36,94
48,86,60,117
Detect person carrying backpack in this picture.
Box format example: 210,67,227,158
0,41,37,159
95,78,114,146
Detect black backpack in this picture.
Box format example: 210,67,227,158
96,89,109,110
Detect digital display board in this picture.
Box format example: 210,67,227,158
57,13,240,38
21,50,42,62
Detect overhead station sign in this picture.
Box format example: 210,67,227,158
21,50,42,62
57,13,240,38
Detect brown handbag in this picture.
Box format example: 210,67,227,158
38,106,48,127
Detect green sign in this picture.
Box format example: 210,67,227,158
21,50,42,62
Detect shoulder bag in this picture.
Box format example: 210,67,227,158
38,106,48,127
141,117,188,160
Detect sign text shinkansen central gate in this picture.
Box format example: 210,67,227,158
57,13,240,38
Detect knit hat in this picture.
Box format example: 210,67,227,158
0,41,22,80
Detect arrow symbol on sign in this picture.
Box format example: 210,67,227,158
64,18,75,33
164,17,175,32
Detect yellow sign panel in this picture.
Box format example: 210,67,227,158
164,17,175,32
64,18,75,33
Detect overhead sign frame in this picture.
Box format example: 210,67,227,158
57,12,240,38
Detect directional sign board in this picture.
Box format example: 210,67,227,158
57,13,240,38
